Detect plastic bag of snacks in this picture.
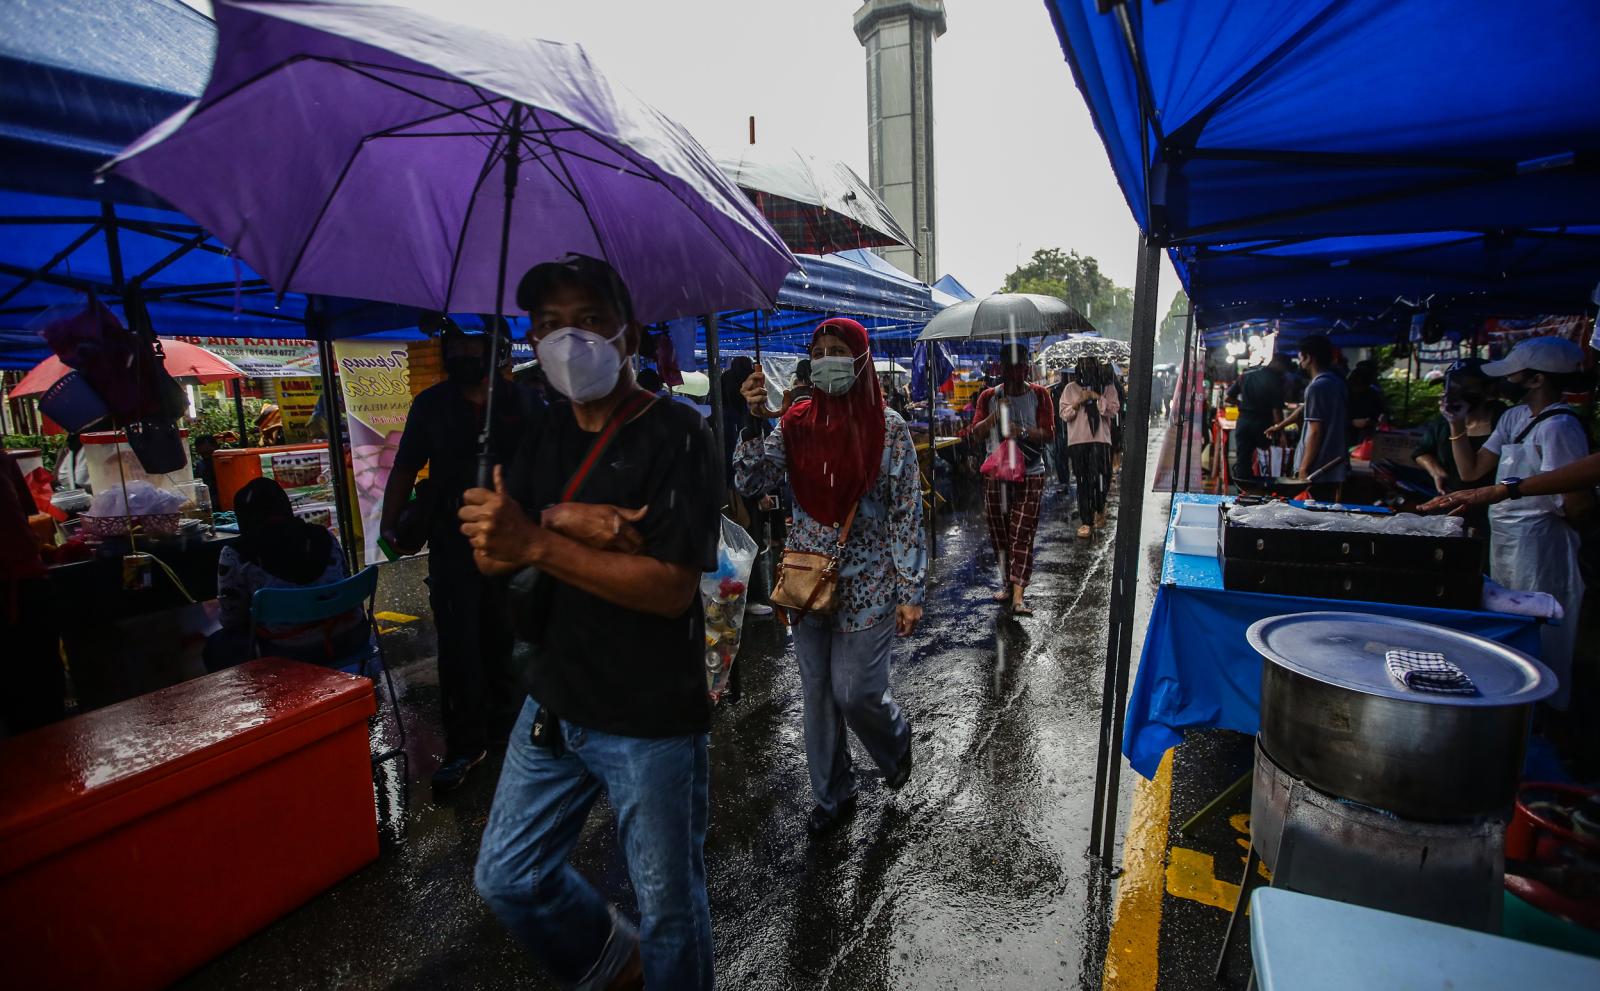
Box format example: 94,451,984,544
701,515,758,702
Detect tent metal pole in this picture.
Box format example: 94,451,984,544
705,313,724,469
315,335,358,575
926,341,937,559
232,379,249,445
1181,317,1201,491
1089,234,1161,865
1175,307,1196,491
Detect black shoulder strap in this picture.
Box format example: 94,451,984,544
1514,406,1579,445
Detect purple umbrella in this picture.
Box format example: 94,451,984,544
107,0,797,477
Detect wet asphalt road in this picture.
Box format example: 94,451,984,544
180,441,1172,991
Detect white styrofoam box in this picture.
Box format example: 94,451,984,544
1171,501,1221,556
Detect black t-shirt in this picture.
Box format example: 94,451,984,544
506,397,722,738
393,380,539,558
1232,367,1285,426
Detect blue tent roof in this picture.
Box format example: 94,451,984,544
1048,1,1600,328
0,0,213,206
694,251,945,358
934,274,975,301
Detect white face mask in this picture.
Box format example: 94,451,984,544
537,325,626,403
811,354,861,396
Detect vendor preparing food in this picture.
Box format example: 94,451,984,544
1446,336,1592,710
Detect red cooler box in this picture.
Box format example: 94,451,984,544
0,659,379,990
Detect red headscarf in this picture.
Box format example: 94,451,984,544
780,318,884,527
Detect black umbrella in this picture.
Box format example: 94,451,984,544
917,293,1095,341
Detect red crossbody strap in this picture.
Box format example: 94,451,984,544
560,389,656,503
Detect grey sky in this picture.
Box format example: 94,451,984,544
180,0,1181,312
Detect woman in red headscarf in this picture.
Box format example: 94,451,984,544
734,318,925,835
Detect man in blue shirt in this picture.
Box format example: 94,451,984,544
1269,335,1347,500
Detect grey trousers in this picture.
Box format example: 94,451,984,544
793,615,911,814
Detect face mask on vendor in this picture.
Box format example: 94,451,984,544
1497,371,1537,403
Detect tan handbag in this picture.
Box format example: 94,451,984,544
770,504,859,621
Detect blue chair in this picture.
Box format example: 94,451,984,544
251,566,408,787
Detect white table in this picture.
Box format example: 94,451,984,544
1251,888,1600,990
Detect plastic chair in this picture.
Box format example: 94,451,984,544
251,566,408,787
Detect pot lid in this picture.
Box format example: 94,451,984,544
1247,611,1555,707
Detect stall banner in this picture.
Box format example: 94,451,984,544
166,337,320,378
271,377,323,440
335,341,414,563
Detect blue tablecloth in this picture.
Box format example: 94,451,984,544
1124,494,1544,779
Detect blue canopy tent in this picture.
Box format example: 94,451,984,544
1047,0,1600,881
696,250,944,356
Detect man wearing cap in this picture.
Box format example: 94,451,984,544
965,343,1056,615
462,254,720,990
1450,335,1593,710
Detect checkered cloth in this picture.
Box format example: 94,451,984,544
1385,649,1477,696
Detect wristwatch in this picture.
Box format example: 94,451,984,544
1503,476,1524,500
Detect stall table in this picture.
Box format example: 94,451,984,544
1250,888,1600,990
1124,493,1543,778
47,531,237,710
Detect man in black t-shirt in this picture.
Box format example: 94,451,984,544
1227,354,1289,481
382,330,537,793
462,255,720,991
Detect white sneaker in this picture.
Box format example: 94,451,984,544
746,602,774,617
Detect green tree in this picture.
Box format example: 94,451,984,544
1156,290,1190,365
1002,248,1134,340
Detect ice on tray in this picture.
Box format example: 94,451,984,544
1226,501,1465,537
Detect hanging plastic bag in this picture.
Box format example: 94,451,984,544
701,515,758,702
980,438,1026,482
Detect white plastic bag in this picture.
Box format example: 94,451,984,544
701,515,759,701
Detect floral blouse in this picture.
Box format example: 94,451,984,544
734,407,926,632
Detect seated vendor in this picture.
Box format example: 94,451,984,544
203,478,365,672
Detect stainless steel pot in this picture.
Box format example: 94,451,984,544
1249,612,1555,820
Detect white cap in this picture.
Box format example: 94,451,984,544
1480,336,1584,377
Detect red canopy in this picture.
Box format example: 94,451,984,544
11,339,244,397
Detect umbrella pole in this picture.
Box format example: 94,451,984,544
479,105,524,489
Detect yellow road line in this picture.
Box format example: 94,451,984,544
1103,751,1172,991
374,610,418,624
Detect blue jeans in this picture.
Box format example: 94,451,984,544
793,616,910,815
474,698,713,990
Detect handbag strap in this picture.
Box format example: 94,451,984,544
560,389,657,503
833,502,860,551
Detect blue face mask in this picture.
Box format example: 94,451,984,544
811,355,861,396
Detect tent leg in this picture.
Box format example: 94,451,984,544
232,379,249,444
1089,235,1161,866
1175,308,1196,492
1181,325,1201,492
705,313,724,482
926,341,937,559
317,338,359,575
